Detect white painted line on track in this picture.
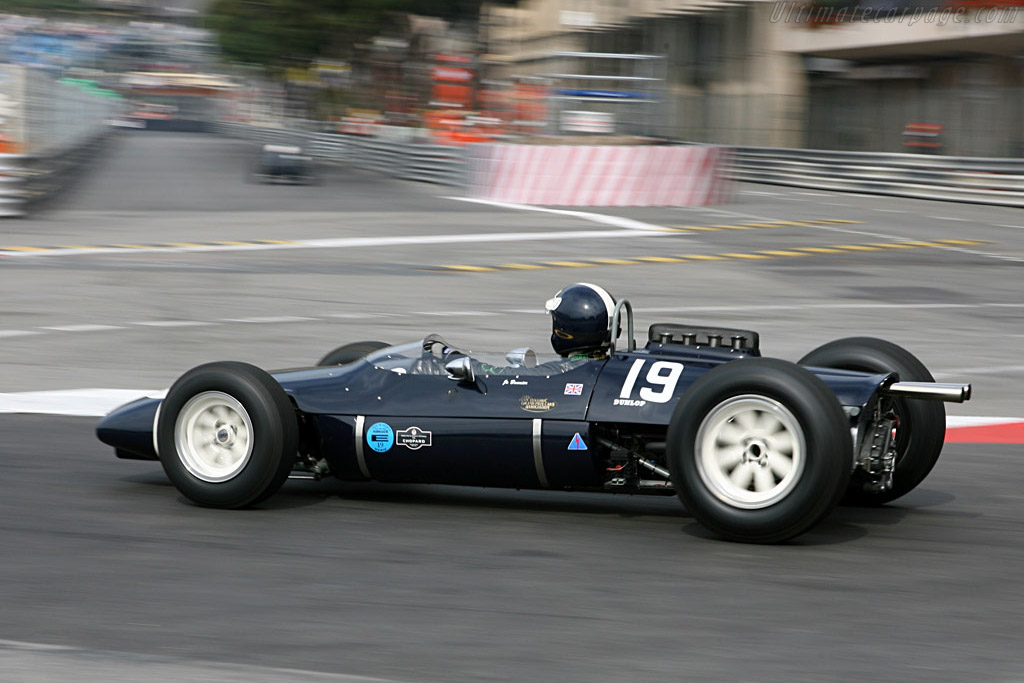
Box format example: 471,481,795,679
934,364,1024,378
41,324,125,332
994,224,1024,229
444,196,674,232
227,316,319,324
875,209,906,213
946,416,1024,427
0,389,166,416
0,229,677,260
133,320,214,327
929,215,970,221
0,638,405,683
0,330,42,338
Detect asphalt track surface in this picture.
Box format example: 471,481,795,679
1,131,1023,682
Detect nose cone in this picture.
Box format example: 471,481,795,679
96,397,162,460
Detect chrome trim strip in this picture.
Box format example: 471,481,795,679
355,415,372,479
532,418,549,488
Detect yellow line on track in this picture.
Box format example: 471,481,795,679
440,265,500,272
634,256,688,263
678,254,727,261
590,258,639,265
760,250,808,257
721,253,771,259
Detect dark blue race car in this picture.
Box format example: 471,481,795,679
97,284,971,543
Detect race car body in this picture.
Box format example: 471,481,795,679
97,301,971,543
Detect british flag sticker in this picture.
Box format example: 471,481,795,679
564,383,583,396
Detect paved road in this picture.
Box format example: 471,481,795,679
1,416,1022,683
1,131,1023,681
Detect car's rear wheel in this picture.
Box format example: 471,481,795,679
317,341,390,366
799,336,945,506
157,362,298,508
667,358,851,543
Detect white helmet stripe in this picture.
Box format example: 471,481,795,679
576,282,616,330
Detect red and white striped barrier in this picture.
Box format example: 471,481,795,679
469,144,732,207
945,417,1024,444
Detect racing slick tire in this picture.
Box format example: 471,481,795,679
156,361,298,509
799,337,945,506
666,358,851,544
317,341,390,366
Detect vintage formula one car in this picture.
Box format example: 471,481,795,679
248,144,317,184
97,284,971,543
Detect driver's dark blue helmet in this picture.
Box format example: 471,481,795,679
545,283,616,357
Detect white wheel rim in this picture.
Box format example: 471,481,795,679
174,391,254,483
695,395,806,510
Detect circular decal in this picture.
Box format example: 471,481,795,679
366,422,394,453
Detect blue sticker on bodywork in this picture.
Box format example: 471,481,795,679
366,422,395,453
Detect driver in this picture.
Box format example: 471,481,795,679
545,282,617,360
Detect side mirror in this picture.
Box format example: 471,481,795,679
444,356,475,383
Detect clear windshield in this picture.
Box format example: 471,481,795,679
364,336,588,377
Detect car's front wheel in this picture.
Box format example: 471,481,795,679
156,361,298,508
667,358,851,543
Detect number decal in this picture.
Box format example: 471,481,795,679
619,358,646,399
639,361,685,403
617,360,685,405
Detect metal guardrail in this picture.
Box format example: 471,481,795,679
216,121,467,187
730,146,1024,207
0,154,29,218
0,131,113,218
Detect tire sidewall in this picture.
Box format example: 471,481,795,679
157,362,297,508
667,358,851,543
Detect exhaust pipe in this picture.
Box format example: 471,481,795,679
884,381,971,403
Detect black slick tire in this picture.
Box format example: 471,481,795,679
317,341,390,366
799,336,945,506
667,358,851,543
156,361,298,508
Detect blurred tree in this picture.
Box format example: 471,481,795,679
205,0,490,69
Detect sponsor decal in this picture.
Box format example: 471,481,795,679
568,433,588,451
613,398,647,407
564,383,583,395
520,395,557,413
480,363,509,375
366,422,395,453
502,378,528,386
396,426,432,450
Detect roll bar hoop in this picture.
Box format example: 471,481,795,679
609,298,635,354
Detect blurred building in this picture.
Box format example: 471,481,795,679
481,0,1024,156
